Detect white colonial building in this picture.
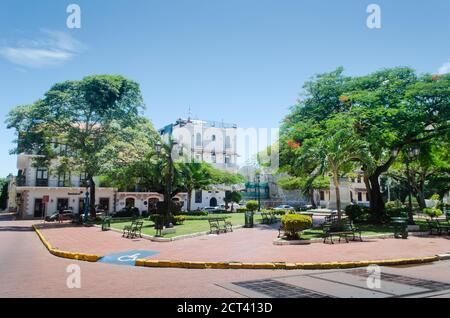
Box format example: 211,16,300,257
159,118,241,210
8,152,165,219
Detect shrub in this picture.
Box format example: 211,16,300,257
281,214,312,240
113,206,139,218
188,210,209,216
141,210,149,218
246,200,259,212
344,205,362,221
236,208,248,213
429,194,441,201
173,215,186,225
385,200,404,210
385,201,407,219
423,207,443,218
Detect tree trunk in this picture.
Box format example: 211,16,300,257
89,176,96,218
368,174,384,223
332,170,342,221
187,189,192,212
309,188,317,208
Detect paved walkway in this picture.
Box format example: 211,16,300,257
1,218,450,298
37,221,450,263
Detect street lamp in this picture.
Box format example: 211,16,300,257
155,139,178,228
255,174,261,212
405,145,420,225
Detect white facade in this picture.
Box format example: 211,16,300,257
316,175,369,210
160,118,240,210
10,153,165,218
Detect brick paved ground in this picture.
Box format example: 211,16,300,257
37,221,450,263
1,217,450,298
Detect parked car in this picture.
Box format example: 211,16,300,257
203,207,220,213
45,210,74,222
273,205,295,211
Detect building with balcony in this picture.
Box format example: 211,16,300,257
159,118,242,210
9,151,165,219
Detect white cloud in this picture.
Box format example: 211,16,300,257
438,59,450,75
0,30,85,68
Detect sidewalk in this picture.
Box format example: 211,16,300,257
36,222,450,264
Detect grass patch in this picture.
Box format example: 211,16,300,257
110,213,263,238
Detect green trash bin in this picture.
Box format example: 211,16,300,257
245,211,254,228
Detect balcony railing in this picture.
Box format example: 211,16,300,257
36,179,49,187
16,176,26,186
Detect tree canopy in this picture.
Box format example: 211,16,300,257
7,75,154,217
280,67,450,220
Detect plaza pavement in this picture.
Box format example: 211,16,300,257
1,216,450,298
36,220,450,264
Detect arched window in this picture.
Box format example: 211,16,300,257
196,133,202,147
211,135,216,142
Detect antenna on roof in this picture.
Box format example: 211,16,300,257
187,106,192,121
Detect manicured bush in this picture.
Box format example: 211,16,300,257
281,214,312,240
246,200,259,212
429,194,441,201
423,207,443,218
385,200,403,210
173,215,186,225
113,206,140,218
188,210,209,216
344,205,370,223
385,201,407,219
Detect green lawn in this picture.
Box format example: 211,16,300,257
299,224,395,240
110,213,263,238
110,213,400,240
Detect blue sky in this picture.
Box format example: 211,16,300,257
1,0,449,177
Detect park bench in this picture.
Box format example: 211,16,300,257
208,217,233,234
426,218,450,235
122,220,144,238
101,216,112,231
261,212,278,224
322,218,362,244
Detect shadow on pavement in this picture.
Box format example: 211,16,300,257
0,225,33,232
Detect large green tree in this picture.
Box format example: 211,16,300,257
7,75,150,217
280,67,450,221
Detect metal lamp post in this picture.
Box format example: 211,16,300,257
255,174,261,212
405,146,420,225
156,139,178,228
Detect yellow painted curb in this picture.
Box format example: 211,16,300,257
133,255,439,270
32,224,440,270
32,224,102,262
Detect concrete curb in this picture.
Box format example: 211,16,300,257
32,224,101,262
33,224,442,270
135,256,439,270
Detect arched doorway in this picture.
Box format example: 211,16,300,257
125,197,135,208
209,197,217,207
147,198,159,213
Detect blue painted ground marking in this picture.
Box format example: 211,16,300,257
98,250,159,266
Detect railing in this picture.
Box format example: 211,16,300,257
16,176,26,186
36,179,49,187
